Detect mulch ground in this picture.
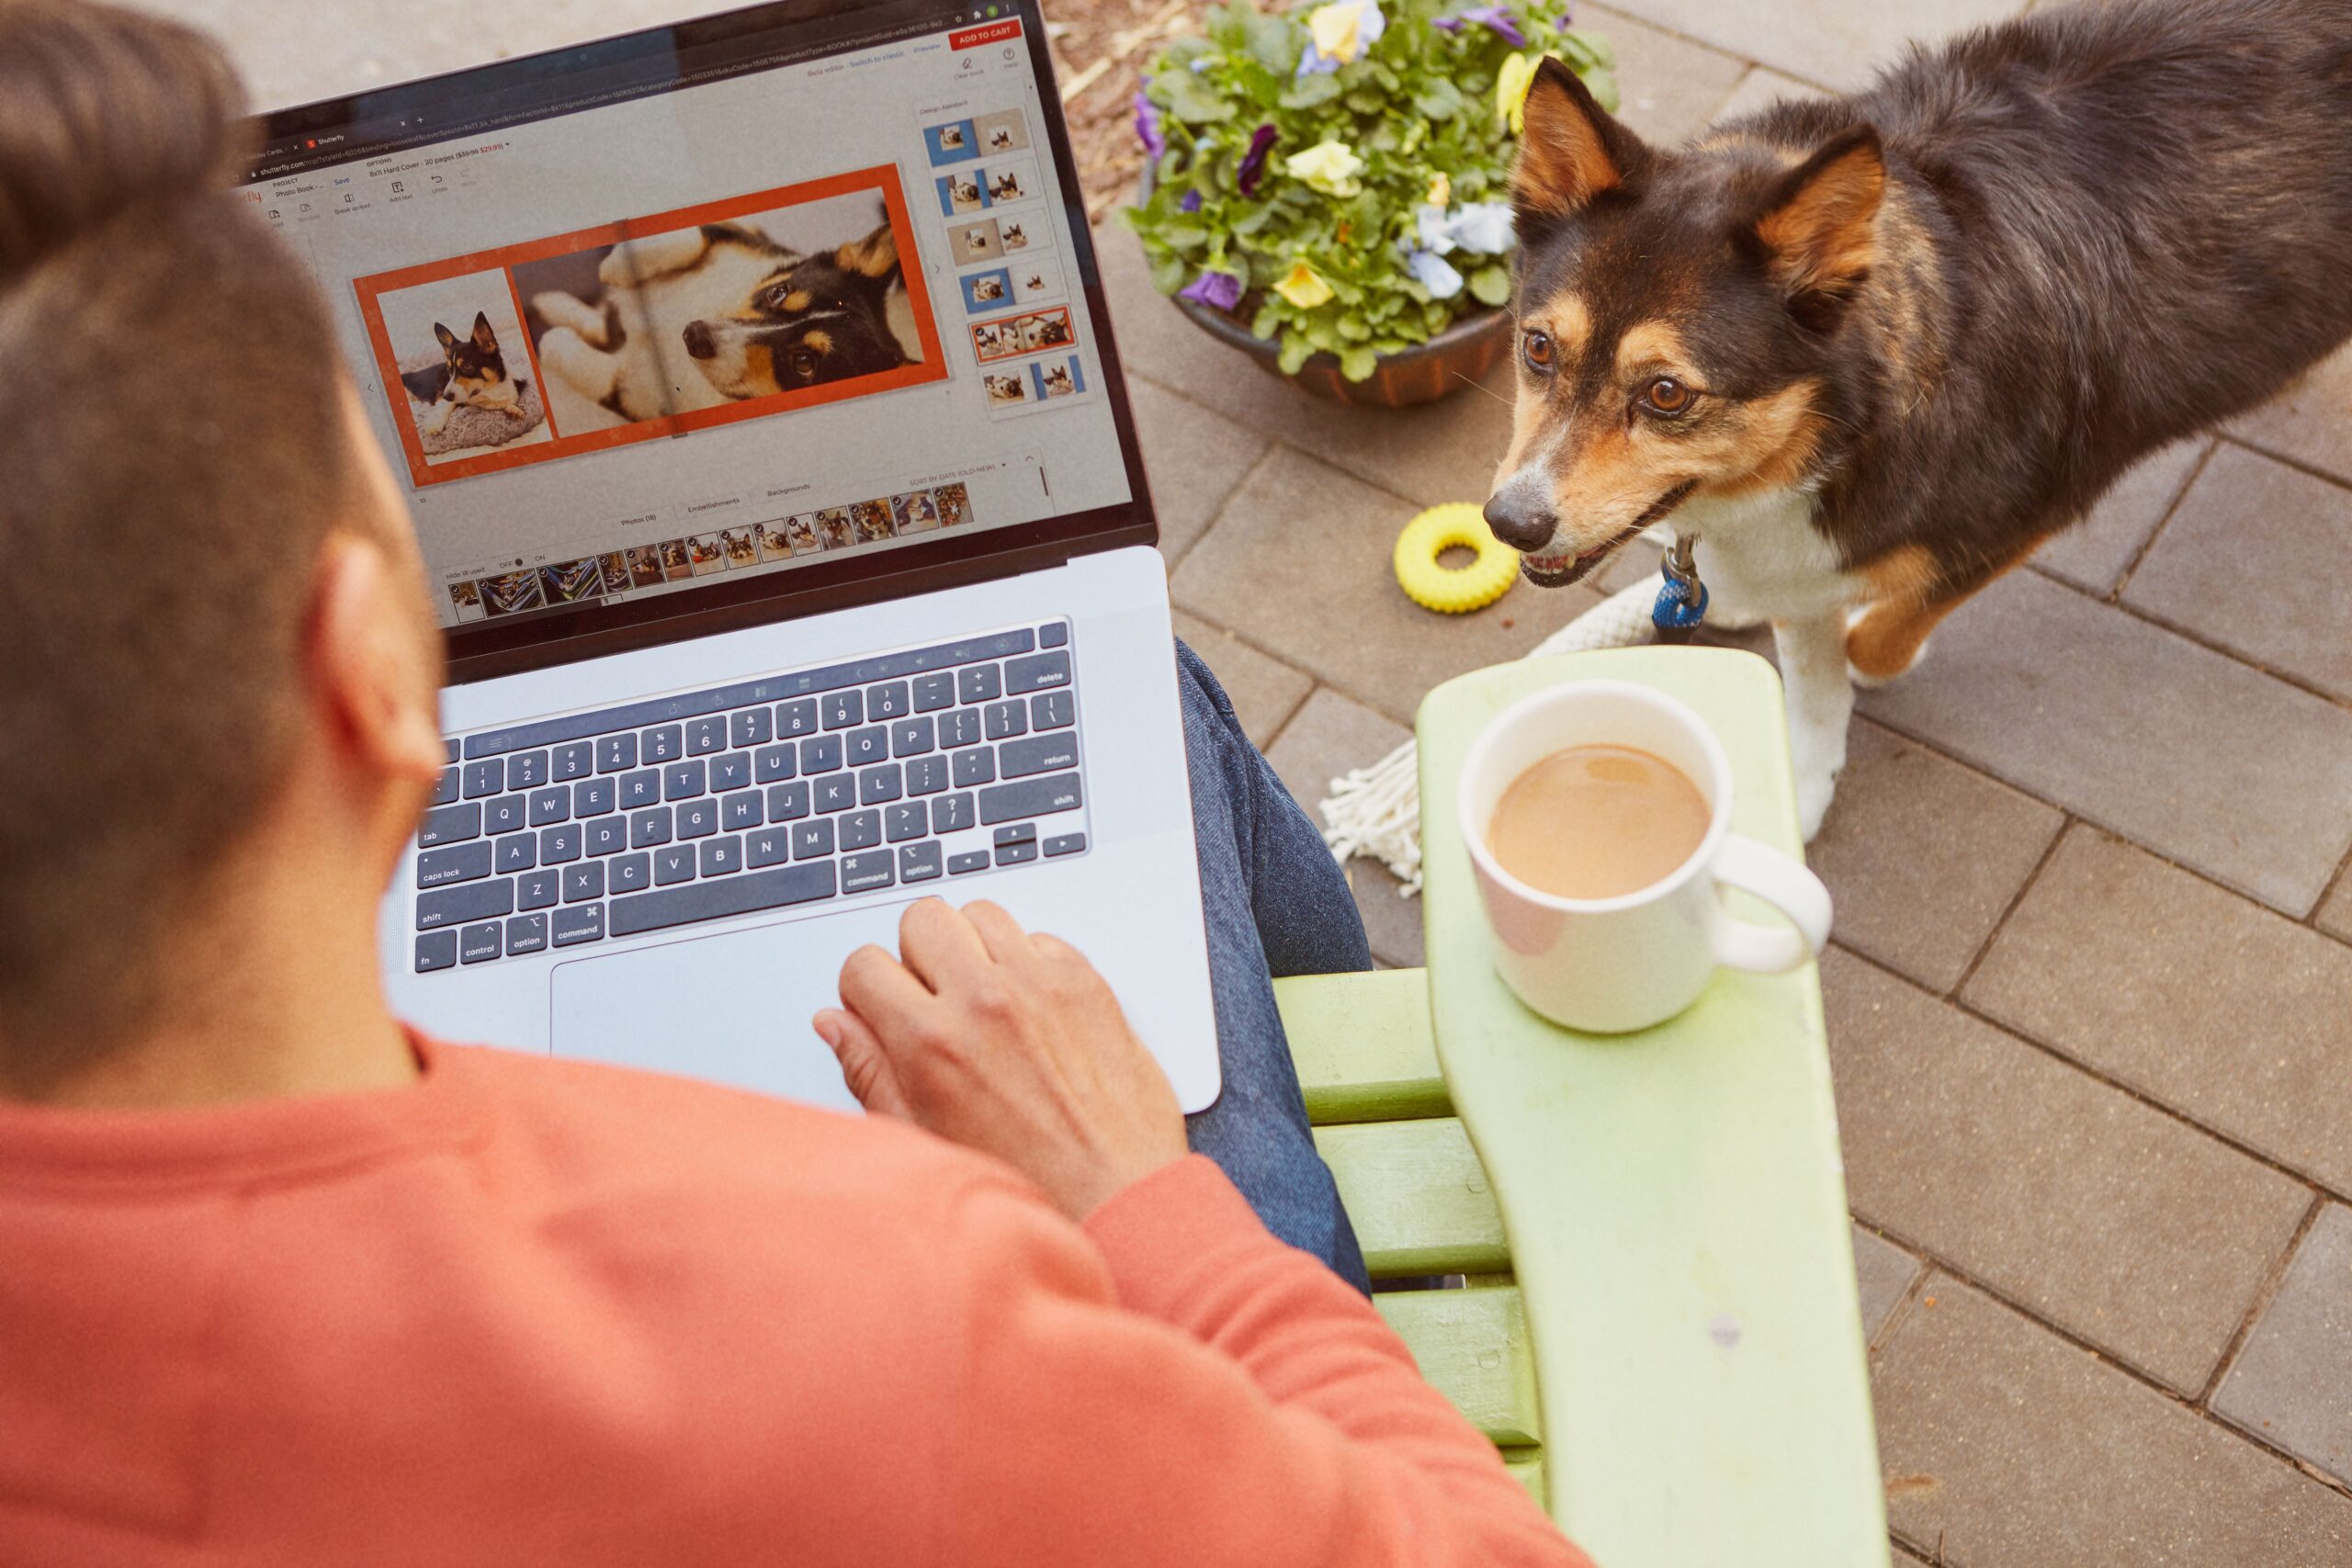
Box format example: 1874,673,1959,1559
1041,0,1200,220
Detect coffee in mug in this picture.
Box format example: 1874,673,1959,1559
1487,745,1711,899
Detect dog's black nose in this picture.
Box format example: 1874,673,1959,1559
682,321,717,360
1483,480,1558,552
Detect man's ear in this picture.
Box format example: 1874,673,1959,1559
1747,126,1885,318
1513,57,1649,236
433,321,457,349
307,534,445,797
837,223,899,282
469,310,498,350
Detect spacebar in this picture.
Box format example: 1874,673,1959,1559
607,862,838,937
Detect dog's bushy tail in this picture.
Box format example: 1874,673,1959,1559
0,0,250,283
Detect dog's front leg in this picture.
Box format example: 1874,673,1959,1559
1773,611,1854,841
418,397,454,435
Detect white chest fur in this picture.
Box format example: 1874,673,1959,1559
1676,486,1858,624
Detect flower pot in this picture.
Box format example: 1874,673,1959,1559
1171,291,1513,408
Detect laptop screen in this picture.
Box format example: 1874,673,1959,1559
242,0,1148,666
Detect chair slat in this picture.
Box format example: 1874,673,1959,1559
1314,1118,1510,1278
1275,969,1451,1123
1501,1448,1546,1507
1375,1286,1541,1447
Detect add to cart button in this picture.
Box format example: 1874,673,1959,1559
948,18,1023,48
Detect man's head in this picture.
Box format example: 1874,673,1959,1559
1484,59,1886,586
0,0,444,1066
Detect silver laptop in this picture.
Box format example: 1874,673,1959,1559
244,0,1220,1113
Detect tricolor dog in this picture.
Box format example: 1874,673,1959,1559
399,312,527,435
1485,0,2352,837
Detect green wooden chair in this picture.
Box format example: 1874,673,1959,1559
1275,648,1887,1568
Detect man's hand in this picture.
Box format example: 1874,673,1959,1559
812,898,1189,1221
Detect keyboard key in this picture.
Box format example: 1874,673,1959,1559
583,816,627,856
432,766,460,807
931,794,977,835
899,841,944,882
415,931,458,972
1000,734,1079,779
418,808,477,846
654,846,696,886
776,698,819,738
607,860,836,938
563,863,605,903
948,850,990,875
859,764,903,806
846,726,888,766
528,787,571,827
978,772,1082,825
459,922,503,964
720,790,762,831
891,716,935,757
710,752,751,793
444,738,461,764
416,877,514,930
731,707,772,748
1004,651,1070,694
951,748,995,788
493,833,536,874
821,692,863,729
552,741,594,782
416,841,492,888
596,733,638,773
793,820,836,860
678,799,719,839
462,759,504,798
628,807,673,849
911,672,956,712
839,810,882,851
867,681,910,720
700,836,743,876
885,802,928,842
815,774,855,813
618,770,661,809
539,824,582,863
995,840,1039,866
747,828,793,868
985,701,1027,740
1045,832,1088,858
957,665,1001,704
905,756,948,795
753,744,797,784
663,760,707,801
766,781,811,821
516,870,560,911
842,851,896,893
485,795,527,835
940,709,982,749
508,750,549,789
505,913,548,954
574,777,616,818
609,853,650,894
553,905,605,947
1038,621,1069,649
642,725,682,763
993,823,1037,846
800,735,842,773
686,716,727,756
1030,691,1074,730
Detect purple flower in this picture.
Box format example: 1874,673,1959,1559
1180,188,1204,213
1134,91,1165,159
1434,6,1527,46
1179,269,1244,311
1237,124,1279,197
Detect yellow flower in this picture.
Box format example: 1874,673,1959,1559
1285,140,1364,198
1426,171,1452,209
1274,261,1335,310
1308,2,1366,65
1496,51,1538,135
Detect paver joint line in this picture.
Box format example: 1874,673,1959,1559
2106,437,2222,604
1945,813,2075,1001
2199,1193,2330,1408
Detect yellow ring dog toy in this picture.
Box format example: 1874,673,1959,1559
1394,503,1518,614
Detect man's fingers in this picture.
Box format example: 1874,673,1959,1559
836,942,937,1041
959,899,1039,969
896,897,996,995
813,1008,911,1118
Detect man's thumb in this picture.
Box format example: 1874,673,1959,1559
814,1009,910,1117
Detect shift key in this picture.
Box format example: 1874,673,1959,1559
978,772,1082,825
415,877,515,930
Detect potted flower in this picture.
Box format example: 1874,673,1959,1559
1125,0,1616,407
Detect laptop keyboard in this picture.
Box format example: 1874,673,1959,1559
409,619,1084,973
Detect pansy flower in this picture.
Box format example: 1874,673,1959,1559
1237,124,1279,197
1297,0,1385,75
1179,269,1244,311
1274,260,1336,310
1134,90,1165,158
1285,140,1365,198
1180,188,1204,213
1408,249,1465,299
1433,6,1528,47
1495,51,1538,133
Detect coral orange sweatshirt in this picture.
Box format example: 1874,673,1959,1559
0,1037,1589,1567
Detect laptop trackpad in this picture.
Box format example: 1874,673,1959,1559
548,903,922,1114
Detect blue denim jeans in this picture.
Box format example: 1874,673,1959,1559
1173,640,1374,1294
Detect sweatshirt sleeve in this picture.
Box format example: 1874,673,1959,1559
934,1154,1592,1568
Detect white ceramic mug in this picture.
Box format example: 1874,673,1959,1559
1457,681,1833,1033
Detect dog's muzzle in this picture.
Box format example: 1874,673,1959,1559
1498,480,1698,589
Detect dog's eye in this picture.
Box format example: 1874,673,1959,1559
1521,330,1554,372
789,348,820,379
1638,377,1696,417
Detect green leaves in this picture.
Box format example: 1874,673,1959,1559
1468,264,1513,307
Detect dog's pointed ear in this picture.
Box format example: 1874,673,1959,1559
469,311,498,349
837,224,899,282
433,321,458,349
1747,126,1884,315
1513,58,1648,235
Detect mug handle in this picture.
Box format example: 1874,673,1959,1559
1706,834,1834,975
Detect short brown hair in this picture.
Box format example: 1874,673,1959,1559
0,1,364,1047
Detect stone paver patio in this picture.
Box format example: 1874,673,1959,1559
177,0,2352,1560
